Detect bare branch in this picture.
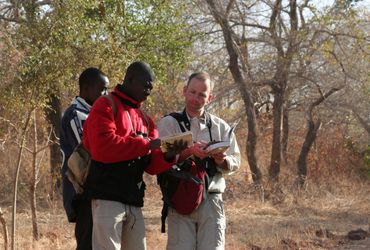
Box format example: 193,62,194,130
225,0,235,17
229,20,269,30
298,0,309,29
286,0,298,59
316,29,370,42
351,109,370,136
269,0,284,56
311,87,342,109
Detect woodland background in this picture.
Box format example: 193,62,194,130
0,0,369,249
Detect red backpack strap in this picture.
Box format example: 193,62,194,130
101,94,117,117
139,109,150,135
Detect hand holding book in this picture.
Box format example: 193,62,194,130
160,131,193,153
203,123,237,156
164,139,189,161
160,132,193,161
203,140,230,156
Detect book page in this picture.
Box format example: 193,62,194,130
204,141,230,155
160,131,193,152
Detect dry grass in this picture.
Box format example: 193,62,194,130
1,169,370,250
1,127,369,249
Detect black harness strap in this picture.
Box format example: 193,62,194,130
169,109,213,141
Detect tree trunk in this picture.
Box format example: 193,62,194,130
12,109,33,250
297,119,321,187
30,111,39,241
242,88,261,183
44,93,62,196
282,106,289,164
267,0,297,182
268,89,284,181
206,0,262,184
0,208,9,250
296,87,340,187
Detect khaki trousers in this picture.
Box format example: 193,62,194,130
91,199,146,250
167,193,226,250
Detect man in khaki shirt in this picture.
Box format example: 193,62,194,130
158,72,240,250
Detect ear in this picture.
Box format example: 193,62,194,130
183,85,187,96
206,93,213,105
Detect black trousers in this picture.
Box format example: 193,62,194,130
74,199,93,250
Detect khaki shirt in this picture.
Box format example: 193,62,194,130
157,111,240,193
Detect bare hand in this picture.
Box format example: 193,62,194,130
188,142,208,159
212,152,227,166
164,139,189,161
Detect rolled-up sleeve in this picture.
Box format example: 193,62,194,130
219,131,240,174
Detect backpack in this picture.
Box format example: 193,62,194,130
158,110,216,233
66,94,117,194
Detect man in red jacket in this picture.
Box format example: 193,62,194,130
83,61,185,250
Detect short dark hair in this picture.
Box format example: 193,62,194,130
79,67,108,89
186,72,214,90
123,61,155,84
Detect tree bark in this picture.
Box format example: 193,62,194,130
0,208,9,250
44,93,62,196
297,87,340,187
12,109,33,250
243,88,261,183
30,111,39,241
267,0,297,182
282,105,289,164
269,89,284,181
206,0,262,183
297,118,321,187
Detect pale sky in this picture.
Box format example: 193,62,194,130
313,0,370,9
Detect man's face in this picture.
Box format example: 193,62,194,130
86,76,109,105
183,78,212,114
129,74,154,103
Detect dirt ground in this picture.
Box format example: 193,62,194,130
1,174,370,250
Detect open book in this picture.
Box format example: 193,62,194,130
204,140,230,156
203,123,237,156
160,131,193,152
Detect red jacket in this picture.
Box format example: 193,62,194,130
82,87,174,206
83,87,173,175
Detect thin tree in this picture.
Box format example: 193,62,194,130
23,111,53,241
297,87,341,187
11,107,34,250
0,208,9,250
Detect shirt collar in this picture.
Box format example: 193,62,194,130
185,110,206,129
72,96,91,111
185,110,205,121
114,85,142,108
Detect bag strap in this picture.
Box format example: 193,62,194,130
139,109,150,136
168,109,213,141
106,93,150,136
159,110,213,234
101,94,117,117
168,111,188,132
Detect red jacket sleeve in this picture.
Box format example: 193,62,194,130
144,116,175,175
83,97,151,163
145,149,175,175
